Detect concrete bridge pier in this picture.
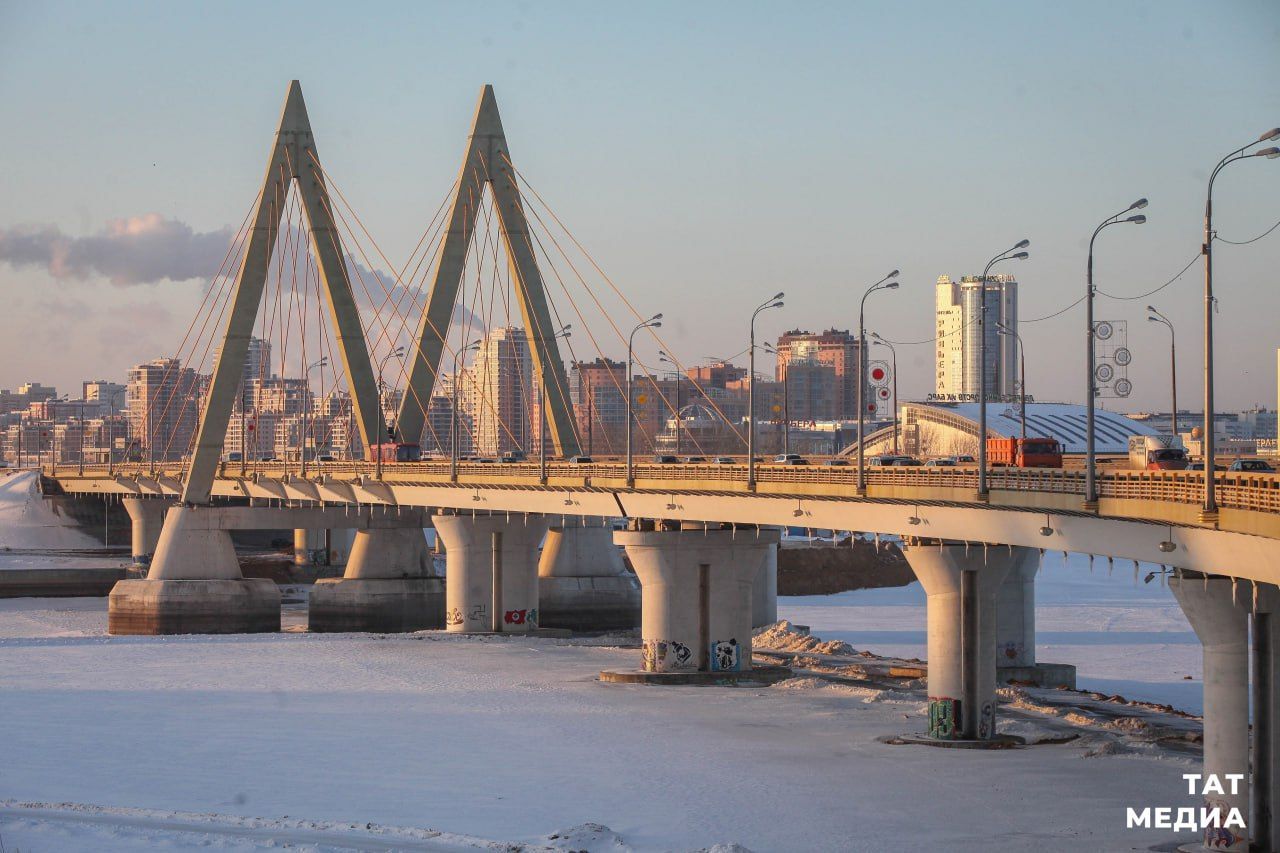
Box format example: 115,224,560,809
122,498,171,568
293,528,354,568
108,505,279,635
614,522,781,675
308,521,443,633
752,530,779,628
435,511,550,633
994,547,1076,689
536,518,640,631
902,541,1016,742
1169,575,1266,853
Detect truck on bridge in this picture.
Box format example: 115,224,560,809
1128,434,1188,470
986,436,1064,468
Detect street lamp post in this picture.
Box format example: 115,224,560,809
658,351,683,457
996,322,1026,441
1200,128,1279,517
450,339,481,482
300,356,328,477
1147,307,1177,437
870,333,899,455
761,342,789,456
540,325,572,483
626,314,663,486
976,244,1028,499
1085,201,1147,508
856,272,899,495
748,294,783,489
375,346,405,480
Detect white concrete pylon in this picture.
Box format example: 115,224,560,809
616,525,780,673
395,85,579,457
902,541,1015,740
182,80,383,506
435,511,550,633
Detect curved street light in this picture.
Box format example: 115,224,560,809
449,340,481,482
748,294,783,488
1085,200,1147,508
1147,306,1177,438
627,313,663,486
869,333,899,455
375,346,406,480
977,243,1028,499
1199,127,1280,517
995,322,1025,441
856,271,899,493
300,356,328,477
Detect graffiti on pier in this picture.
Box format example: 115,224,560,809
977,700,995,740
468,604,487,625
642,639,694,672
445,607,464,627
928,697,959,739
1203,799,1244,850
504,609,527,625
999,641,1023,661
709,638,742,672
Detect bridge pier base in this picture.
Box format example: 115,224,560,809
902,541,1016,742
1169,575,1254,853
108,505,279,635
752,530,779,628
994,548,1076,689
308,524,443,633
614,523,781,675
123,498,170,568
536,518,639,631
435,511,550,633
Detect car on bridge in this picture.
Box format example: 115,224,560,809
1187,461,1226,471
653,454,679,464
713,456,735,465
568,455,594,464
823,459,850,467
1229,458,1275,473
925,458,956,467
772,454,810,465
684,456,708,463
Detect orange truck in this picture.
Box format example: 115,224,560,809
986,436,1063,468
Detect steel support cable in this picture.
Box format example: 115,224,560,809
503,160,747,446
154,185,275,462
322,189,515,455
139,185,260,463
505,172,723,451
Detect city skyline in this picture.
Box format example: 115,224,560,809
0,2,1277,413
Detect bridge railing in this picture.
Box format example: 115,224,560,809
44,462,1280,515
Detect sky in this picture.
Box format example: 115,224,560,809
1,0,1278,412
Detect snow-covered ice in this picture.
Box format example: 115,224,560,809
1,594,1204,851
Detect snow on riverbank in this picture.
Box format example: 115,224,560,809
0,468,101,552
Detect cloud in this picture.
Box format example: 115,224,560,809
0,214,235,286
0,213,482,331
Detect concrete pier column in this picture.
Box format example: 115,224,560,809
294,529,355,567
1254,584,1280,853
308,519,444,633
1170,575,1252,853
752,531,779,628
616,524,781,673
108,505,279,635
902,541,1015,741
995,548,1036,668
536,518,640,631
122,498,169,568
435,511,550,633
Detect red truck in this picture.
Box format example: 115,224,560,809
986,437,1063,468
